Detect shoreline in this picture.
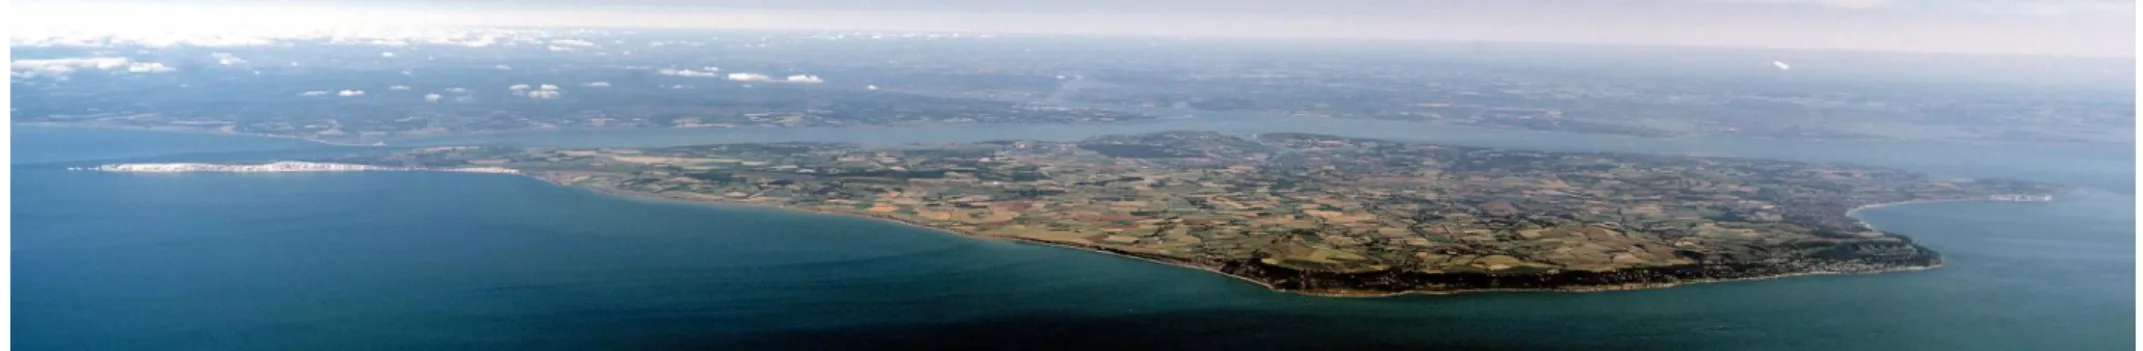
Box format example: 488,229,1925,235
521,171,1962,298
62,163,1984,297
1846,197,2027,232
1847,198,1979,218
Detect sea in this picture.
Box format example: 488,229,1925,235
13,117,2136,350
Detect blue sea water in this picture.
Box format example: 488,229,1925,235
13,124,2136,350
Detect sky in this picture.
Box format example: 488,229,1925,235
11,0,2138,58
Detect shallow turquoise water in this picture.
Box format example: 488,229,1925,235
13,126,2135,350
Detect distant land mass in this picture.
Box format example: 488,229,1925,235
15,31,2133,145
92,132,2064,295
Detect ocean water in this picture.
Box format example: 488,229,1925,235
13,125,2135,350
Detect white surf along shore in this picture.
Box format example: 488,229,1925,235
75,161,519,174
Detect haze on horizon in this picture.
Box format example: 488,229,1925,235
12,0,2139,58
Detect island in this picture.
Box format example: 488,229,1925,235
103,132,2062,296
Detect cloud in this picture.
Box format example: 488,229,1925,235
389,85,412,90
545,39,594,51
424,93,443,102
380,51,397,58
550,39,597,47
722,72,825,84
507,83,563,99
445,87,469,93
493,64,512,70
725,73,772,82
866,84,879,90
9,27,285,49
125,62,174,73
211,52,247,66
11,57,174,78
300,90,329,96
14,57,129,70
583,81,611,87
657,67,722,77
337,89,366,97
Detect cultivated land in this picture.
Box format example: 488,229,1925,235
321,131,2061,295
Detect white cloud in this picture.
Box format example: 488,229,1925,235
719,72,824,84
125,62,174,73
337,89,365,97
11,30,278,49
550,39,597,47
300,90,329,96
424,93,442,102
388,85,412,90
506,83,563,98
445,87,469,93
14,57,129,70
210,52,247,66
380,51,397,58
493,64,512,70
11,57,174,77
657,67,722,77
548,38,599,50
866,84,879,90
583,81,612,87
725,73,773,82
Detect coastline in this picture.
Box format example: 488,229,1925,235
1846,197,2017,233
1847,198,1980,218
69,161,1982,297
521,172,1328,295
517,171,1961,298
